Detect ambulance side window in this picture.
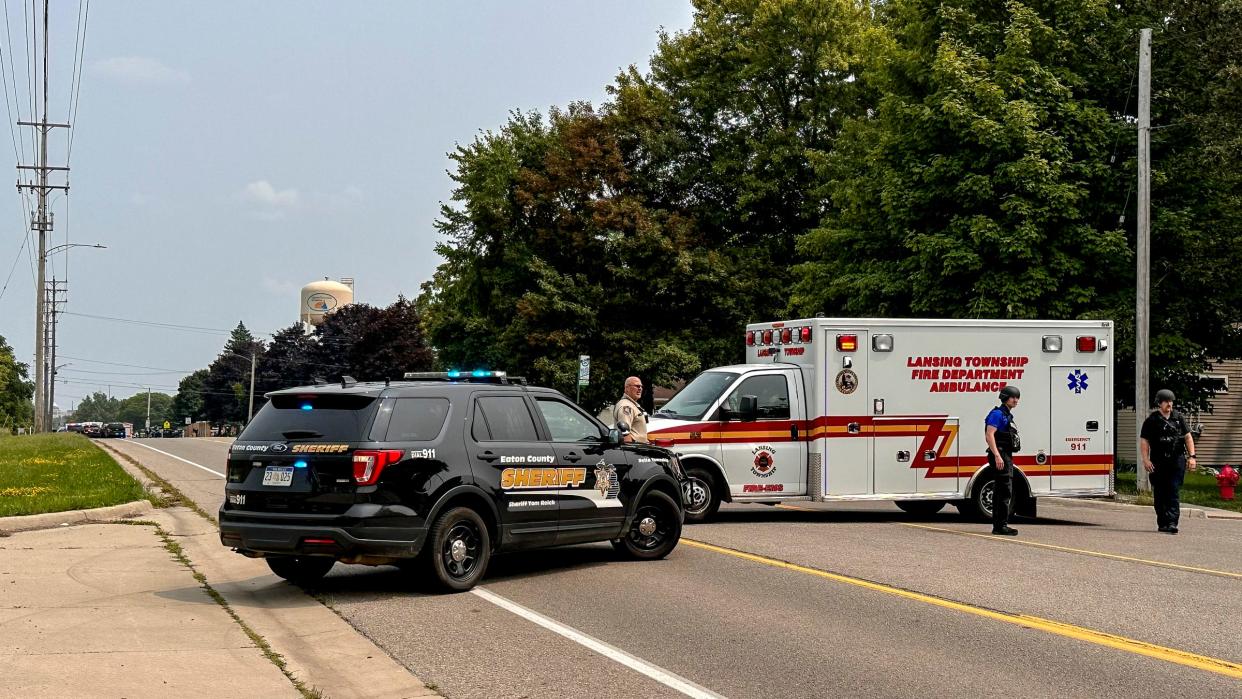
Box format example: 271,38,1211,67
725,375,790,420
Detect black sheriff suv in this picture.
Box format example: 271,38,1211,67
219,371,687,592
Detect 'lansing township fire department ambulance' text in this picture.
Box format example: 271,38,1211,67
648,318,1114,521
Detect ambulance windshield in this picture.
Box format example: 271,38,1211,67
655,371,739,421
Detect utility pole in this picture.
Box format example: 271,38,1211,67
247,352,257,423
44,279,66,429
146,387,152,435
1135,28,1152,492
18,0,69,433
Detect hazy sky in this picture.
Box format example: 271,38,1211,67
0,1,695,407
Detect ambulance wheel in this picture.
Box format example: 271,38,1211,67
960,477,995,521
682,467,720,523
613,491,681,560
426,507,491,592
266,555,335,586
896,501,945,516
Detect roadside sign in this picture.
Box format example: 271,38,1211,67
163,420,170,430
578,355,590,386
185,417,192,425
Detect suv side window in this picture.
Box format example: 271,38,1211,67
385,398,450,441
476,396,539,441
724,374,790,419
471,402,491,441
536,398,602,442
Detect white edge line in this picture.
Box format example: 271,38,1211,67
126,440,226,478
471,587,725,699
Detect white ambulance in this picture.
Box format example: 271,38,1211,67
647,318,1114,522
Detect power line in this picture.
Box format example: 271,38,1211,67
59,355,196,372
61,311,234,335
61,367,191,376
65,0,86,161
0,221,28,301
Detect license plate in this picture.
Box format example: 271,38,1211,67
262,466,295,487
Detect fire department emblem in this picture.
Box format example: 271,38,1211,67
594,460,619,498
835,369,859,395
751,445,776,478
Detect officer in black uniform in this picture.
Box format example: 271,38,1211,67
1140,388,1197,534
984,385,1021,535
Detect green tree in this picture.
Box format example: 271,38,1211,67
0,333,33,430
117,392,173,428
258,323,320,396
171,369,209,424
203,322,265,423
74,392,121,422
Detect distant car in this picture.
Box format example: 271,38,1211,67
104,423,127,438
82,424,103,438
163,428,182,438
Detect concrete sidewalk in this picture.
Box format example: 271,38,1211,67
0,519,299,699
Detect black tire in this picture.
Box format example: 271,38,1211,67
895,500,946,516
613,490,682,560
681,467,721,523
958,476,995,521
265,555,335,585
426,506,491,592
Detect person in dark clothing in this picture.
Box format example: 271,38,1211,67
984,385,1021,535
1140,389,1197,534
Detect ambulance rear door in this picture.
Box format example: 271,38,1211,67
1050,364,1110,492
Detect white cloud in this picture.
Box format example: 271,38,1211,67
241,180,300,208
92,56,190,86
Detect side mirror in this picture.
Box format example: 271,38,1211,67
609,421,631,445
738,395,758,421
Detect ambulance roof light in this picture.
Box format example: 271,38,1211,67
763,330,773,344
800,327,812,343
1076,336,1097,352
746,331,755,346
781,328,792,344
837,334,858,352
873,334,894,352
1042,335,1063,352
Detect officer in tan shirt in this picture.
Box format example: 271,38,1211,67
613,376,649,443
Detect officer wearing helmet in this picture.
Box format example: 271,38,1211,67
984,385,1021,535
1140,388,1197,534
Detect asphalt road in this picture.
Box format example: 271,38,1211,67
106,437,1242,698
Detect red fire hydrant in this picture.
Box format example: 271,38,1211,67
1218,465,1239,501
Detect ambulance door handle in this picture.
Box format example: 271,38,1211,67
791,424,799,440
848,422,861,434
1086,421,1099,431
896,451,910,462
923,450,937,461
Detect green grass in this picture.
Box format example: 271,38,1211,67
0,433,148,517
1115,470,1242,514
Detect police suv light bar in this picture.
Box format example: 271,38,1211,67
403,370,523,385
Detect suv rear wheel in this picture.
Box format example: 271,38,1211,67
612,490,681,560
426,506,491,592
266,555,335,585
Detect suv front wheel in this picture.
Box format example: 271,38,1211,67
612,490,681,560
426,506,491,592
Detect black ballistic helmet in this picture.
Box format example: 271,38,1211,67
999,385,1021,401
1155,388,1175,405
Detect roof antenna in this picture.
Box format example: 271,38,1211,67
341,375,357,388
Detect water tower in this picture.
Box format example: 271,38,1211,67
300,277,354,326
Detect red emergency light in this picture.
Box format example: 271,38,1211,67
1076,336,1097,352
800,327,812,343
781,328,793,344
837,334,858,352
763,330,773,344
746,331,755,346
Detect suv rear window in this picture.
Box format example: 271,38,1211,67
240,394,379,442
382,398,451,442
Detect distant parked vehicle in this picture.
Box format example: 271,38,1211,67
82,424,103,438
104,423,127,438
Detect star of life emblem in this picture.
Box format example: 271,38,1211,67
1067,369,1089,394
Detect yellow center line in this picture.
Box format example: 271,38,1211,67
776,504,1242,580
680,538,1242,680
899,522,1242,580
